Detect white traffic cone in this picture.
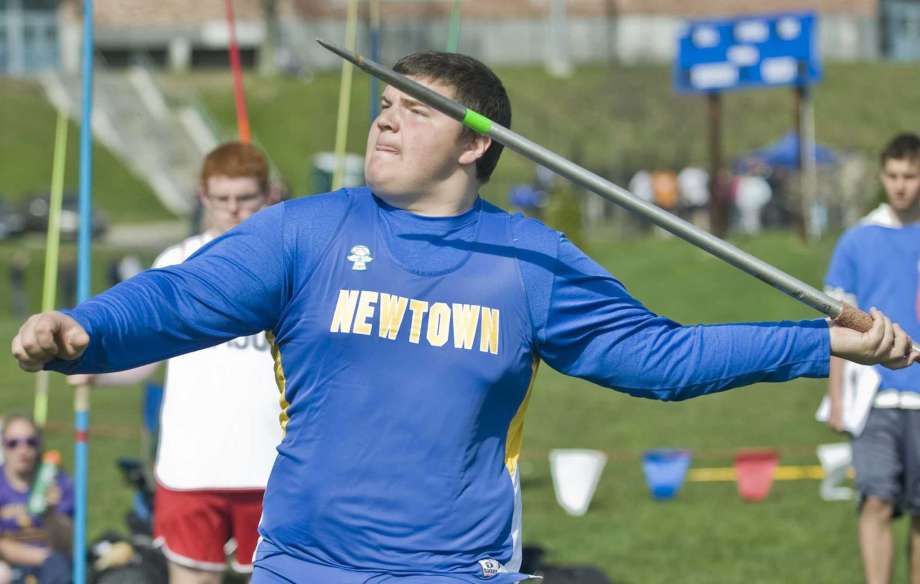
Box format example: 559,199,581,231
816,442,853,501
549,449,607,516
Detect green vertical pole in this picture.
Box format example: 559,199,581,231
447,0,462,52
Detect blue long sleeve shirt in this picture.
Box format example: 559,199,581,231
48,187,829,579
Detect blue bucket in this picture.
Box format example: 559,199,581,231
642,449,692,500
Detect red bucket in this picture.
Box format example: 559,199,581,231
734,449,779,502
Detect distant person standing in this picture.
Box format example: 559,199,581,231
628,169,653,204
677,166,710,229
651,169,679,237
734,171,772,235
628,169,653,233
651,169,679,213
824,132,920,584
69,142,283,583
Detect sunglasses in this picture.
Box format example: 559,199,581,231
3,437,40,450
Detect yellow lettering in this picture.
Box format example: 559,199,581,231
427,302,451,347
378,293,409,340
452,304,481,350
408,299,429,344
479,307,500,354
352,290,378,336
330,290,360,333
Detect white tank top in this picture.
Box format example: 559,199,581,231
153,233,283,490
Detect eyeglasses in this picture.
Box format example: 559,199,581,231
205,192,265,209
3,437,40,450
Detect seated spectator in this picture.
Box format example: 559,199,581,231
0,415,73,584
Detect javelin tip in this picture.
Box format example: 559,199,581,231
317,39,360,66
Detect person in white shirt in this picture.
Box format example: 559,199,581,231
734,172,772,234
677,166,710,229
70,142,282,583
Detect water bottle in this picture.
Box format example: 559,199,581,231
27,450,61,515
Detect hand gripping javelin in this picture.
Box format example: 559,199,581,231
318,39,919,355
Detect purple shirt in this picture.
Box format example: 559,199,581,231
0,465,74,548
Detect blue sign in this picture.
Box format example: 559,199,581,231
674,12,821,93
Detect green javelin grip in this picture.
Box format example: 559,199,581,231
316,39,918,352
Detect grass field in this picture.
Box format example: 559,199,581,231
3,58,915,582
518,232,873,583
0,231,896,583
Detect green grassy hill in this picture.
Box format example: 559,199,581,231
168,61,915,210
0,79,172,222
3,61,914,226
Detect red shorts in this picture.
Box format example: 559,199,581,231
153,483,264,573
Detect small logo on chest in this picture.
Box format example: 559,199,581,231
347,245,373,271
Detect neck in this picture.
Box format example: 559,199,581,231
376,173,480,217
203,224,233,239
890,204,920,226
3,464,30,492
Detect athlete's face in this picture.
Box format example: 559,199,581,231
880,157,920,214
365,78,485,201
200,175,267,234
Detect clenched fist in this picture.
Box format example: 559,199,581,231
830,308,919,370
10,312,89,372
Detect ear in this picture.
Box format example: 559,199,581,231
266,184,282,205
458,133,491,168
196,184,209,208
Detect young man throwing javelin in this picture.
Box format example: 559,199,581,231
12,52,919,583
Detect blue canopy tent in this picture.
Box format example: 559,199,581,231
738,132,839,170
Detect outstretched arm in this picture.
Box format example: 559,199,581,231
534,237,914,401
826,356,847,431
12,203,289,374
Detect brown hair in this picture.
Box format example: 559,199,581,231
392,51,511,184
880,132,920,166
200,142,270,193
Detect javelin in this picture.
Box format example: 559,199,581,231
317,40,919,351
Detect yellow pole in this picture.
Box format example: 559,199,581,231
332,0,360,190
34,111,69,427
